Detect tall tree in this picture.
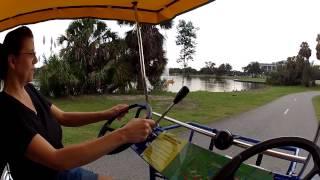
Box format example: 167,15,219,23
298,42,312,60
243,62,262,77
58,19,125,93
302,60,312,87
225,63,232,75
176,20,198,75
298,42,312,86
119,20,172,90
205,61,216,74
216,64,226,76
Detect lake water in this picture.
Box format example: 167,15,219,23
32,76,265,93
162,75,265,92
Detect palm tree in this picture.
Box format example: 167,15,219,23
298,42,312,61
58,19,123,93
119,20,172,90
298,42,312,86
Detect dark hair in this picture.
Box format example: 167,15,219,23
0,26,33,79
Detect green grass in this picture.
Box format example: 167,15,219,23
52,86,320,145
313,95,320,121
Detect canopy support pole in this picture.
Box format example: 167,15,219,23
133,2,149,103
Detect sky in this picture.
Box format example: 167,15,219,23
1,0,320,71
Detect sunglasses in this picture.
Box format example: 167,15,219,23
19,51,37,58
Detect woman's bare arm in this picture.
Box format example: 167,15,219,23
50,104,128,127
25,118,154,171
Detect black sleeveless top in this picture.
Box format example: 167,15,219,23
0,83,63,180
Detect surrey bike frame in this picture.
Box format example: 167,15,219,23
144,112,320,180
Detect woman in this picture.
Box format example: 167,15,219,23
0,26,155,180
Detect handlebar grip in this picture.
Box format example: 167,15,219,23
173,86,189,104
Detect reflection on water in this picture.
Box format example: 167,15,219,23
162,75,265,92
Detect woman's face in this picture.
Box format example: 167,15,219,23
13,37,38,83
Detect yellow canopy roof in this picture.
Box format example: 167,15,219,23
0,0,213,32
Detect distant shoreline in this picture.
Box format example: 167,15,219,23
163,74,267,84
233,79,266,84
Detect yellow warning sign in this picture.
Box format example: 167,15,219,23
142,132,187,172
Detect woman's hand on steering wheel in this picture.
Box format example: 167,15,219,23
98,103,153,154
105,104,129,121
118,118,155,143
